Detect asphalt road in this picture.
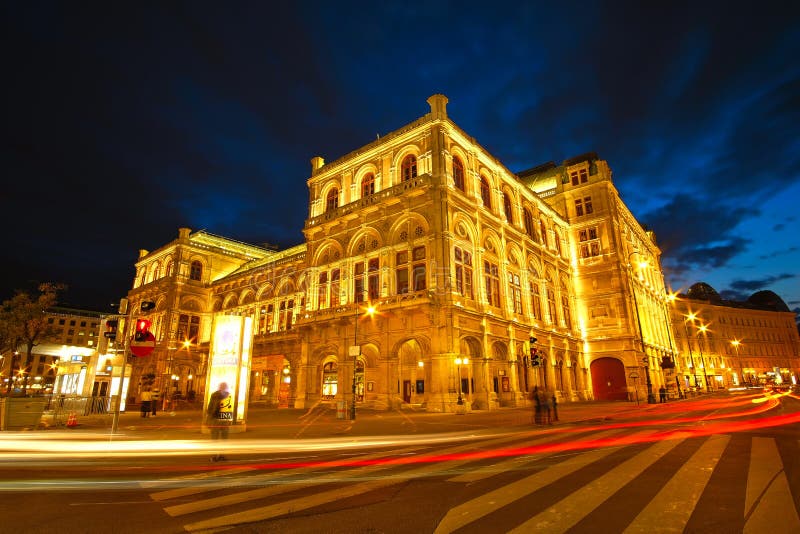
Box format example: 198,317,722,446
2,391,799,533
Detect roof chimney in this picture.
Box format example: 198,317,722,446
178,227,191,240
427,94,449,119
311,156,325,175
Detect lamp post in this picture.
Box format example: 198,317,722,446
683,313,700,392
454,356,469,405
350,304,375,420
627,252,656,404
697,324,711,391
731,339,744,386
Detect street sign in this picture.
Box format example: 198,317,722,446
130,332,156,357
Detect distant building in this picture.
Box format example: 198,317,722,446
119,95,799,411
3,307,102,396
670,284,799,390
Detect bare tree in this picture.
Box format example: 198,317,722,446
3,283,64,395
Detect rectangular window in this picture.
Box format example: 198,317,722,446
331,269,340,307
412,246,426,291
266,304,275,332
396,251,409,294
454,247,474,299
575,198,584,216
561,295,572,329
509,273,522,314
546,287,557,324
318,272,329,309
286,300,294,330
189,316,200,340
484,260,501,307
529,282,542,320
570,168,588,186
354,262,365,303
579,227,601,258
368,258,380,300
584,196,593,214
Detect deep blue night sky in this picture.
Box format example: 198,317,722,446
3,1,799,316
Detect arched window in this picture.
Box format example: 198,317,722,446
561,281,572,329
523,208,535,240
540,220,548,248
503,192,514,224
529,279,542,321
362,173,375,197
190,261,202,281
480,177,492,209
326,188,339,212
401,155,417,182
554,228,562,256
322,361,338,400
453,157,465,191
545,275,557,324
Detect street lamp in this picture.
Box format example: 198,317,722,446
731,339,744,386
627,252,656,404
684,313,701,392
454,357,469,405
350,304,375,420
697,324,711,391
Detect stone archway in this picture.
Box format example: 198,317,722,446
397,339,424,404
590,357,628,401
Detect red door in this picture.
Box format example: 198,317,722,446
590,357,628,401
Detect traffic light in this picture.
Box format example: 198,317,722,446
135,318,152,342
530,347,541,367
140,300,156,312
104,319,118,340
529,337,541,366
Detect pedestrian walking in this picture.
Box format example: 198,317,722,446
659,386,667,403
538,389,552,425
206,382,232,462
551,392,558,422
151,388,160,416
531,386,542,425
140,388,152,418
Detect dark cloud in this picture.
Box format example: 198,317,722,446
729,274,797,293
3,1,799,309
641,194,757,270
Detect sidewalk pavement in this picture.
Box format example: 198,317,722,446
33,397,680,441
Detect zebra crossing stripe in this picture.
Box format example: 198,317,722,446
744,437,800,533
145,468,256,498
434,429,629,533
446,428,623,483
180,430,557,532
623,434,730,533
509,435,685,533
163,446,423,517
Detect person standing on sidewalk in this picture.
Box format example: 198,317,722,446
206,382,232,462
140,388,152,418
659,386,667,403
531,386,542,425
151,388,160,416
538,388,552,425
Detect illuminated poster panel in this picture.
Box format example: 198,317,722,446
206,315,253,425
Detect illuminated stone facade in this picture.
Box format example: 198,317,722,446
121,95,799,411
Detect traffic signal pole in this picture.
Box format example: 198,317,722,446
111,316,130,435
